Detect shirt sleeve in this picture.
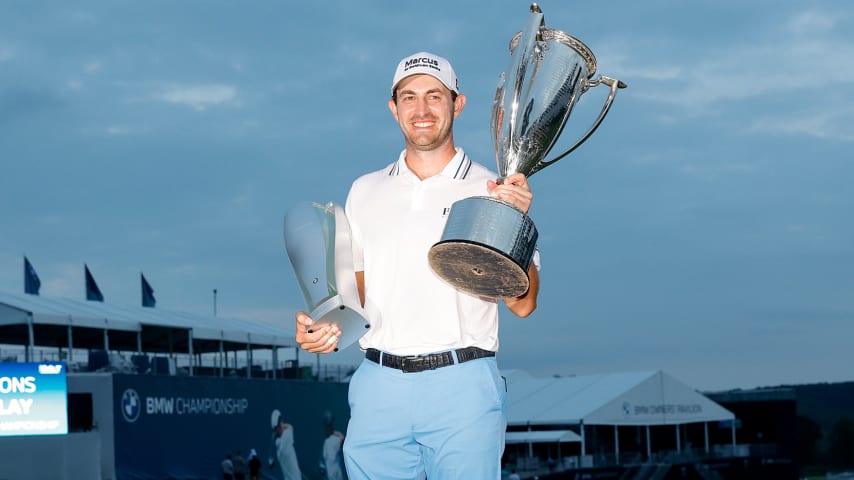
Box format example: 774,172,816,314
344,186,364,272
531,246,542,271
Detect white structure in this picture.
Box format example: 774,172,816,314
504,369,736,464
0,290,295,377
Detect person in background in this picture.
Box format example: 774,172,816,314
233,449,247,480
269,409,303,480
295,51,539,479
321,424,345,480
221,453,234,480
248,449,262,480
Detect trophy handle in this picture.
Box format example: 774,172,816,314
538,75,627,169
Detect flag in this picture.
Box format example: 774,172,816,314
85,264,104,302
24,256,41,295
141,273,156,308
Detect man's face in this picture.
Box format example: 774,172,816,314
389,74,464,152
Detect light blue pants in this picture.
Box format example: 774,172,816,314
343,355,507,480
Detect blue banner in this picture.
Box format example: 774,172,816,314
112,374,350,480
141,273,156,308
24,256,41,295
85,264,104,302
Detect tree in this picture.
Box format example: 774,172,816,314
797,415,823,466
828,416,854,468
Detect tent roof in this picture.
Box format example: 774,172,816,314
0,290,295,353
504,369,734,427
505,430,582,444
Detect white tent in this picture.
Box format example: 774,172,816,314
0,290,139,332
503,369,736,460
505,430,582,444
0,290,296,377
505,429,583,464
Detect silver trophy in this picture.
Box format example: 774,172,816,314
428,3,627,298
283,201,369,350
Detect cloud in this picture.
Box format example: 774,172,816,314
106,125,132,135
677,161,758,182
748,109,854,141
624,7,854,129
83,61,101,74
785,10,837,35
65,79,83,91
155,84,238,111
0,44,13,62
335,43,375,65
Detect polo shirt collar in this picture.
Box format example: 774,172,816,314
389,147,472,180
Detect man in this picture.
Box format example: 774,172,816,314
295,51,539,479
247,449,262,480
269,409,302,480
321,424,345,480
221,454,234,480
232,450,246,480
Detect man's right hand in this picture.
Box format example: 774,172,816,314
295,311,340,353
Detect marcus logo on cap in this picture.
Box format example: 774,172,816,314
391,51,460,96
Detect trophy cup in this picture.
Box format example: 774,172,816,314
283,201,369,350
428,3,627,299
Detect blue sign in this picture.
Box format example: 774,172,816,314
0,362,68,436
112,374,350,480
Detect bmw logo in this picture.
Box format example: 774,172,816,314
121,389,141,423
622,402,631,416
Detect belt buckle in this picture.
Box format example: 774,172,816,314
400,355,428,373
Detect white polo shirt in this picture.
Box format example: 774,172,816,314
345,147,500,355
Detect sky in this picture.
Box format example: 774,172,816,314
1,1,852,392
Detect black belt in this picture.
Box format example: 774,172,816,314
365,347,495,373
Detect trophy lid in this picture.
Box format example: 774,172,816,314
509,28,597,79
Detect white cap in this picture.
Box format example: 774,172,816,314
391,52,459,96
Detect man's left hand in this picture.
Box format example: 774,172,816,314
487,173,533,213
